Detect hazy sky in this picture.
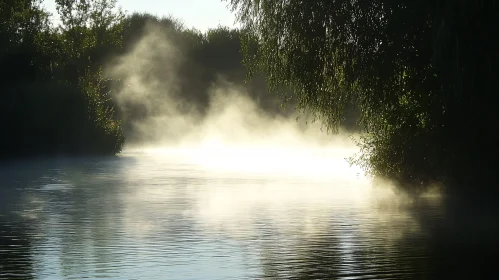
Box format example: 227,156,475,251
43,0,238,32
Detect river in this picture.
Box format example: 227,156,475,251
0,147,497,279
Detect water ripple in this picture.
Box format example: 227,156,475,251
1,154,497,279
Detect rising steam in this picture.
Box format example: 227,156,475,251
106,22,355,152
108,20,359,180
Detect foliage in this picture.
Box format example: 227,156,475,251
226,0,499,193
0,0,362,159
0,0,124,158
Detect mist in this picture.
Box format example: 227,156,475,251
102,19,449,212
107,21,355,153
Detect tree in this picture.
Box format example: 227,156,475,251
226,0,499,194
0,0,125,158
54,0,124,76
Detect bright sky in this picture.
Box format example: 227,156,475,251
43,0,238,32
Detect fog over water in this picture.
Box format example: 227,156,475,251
107,23,341,150
107,22,365,184
1,145,450,279
1,21,498,280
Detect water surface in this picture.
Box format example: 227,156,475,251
0,149,497,279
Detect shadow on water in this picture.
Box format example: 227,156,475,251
251,192,498,280
0,156,135,279
256,211,433,280
0,159,51,279
0,217,34,280
411,194,499,279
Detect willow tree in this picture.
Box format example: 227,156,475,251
225,1,440,187
226,0,499,193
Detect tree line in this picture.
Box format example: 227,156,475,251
1,0,125,157
5,0,492,195
0,0,302,158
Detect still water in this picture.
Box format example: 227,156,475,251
0,148,497,279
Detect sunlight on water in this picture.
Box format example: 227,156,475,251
119,147,417,245
0,147,448,280
141,144,365,180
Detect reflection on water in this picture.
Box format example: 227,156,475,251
0,150,497,279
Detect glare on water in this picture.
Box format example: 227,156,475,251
0,146,448,280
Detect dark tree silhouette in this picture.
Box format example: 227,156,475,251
226,0,499,195
0,0,124,158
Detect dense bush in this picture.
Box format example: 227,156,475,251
0,0,124,158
